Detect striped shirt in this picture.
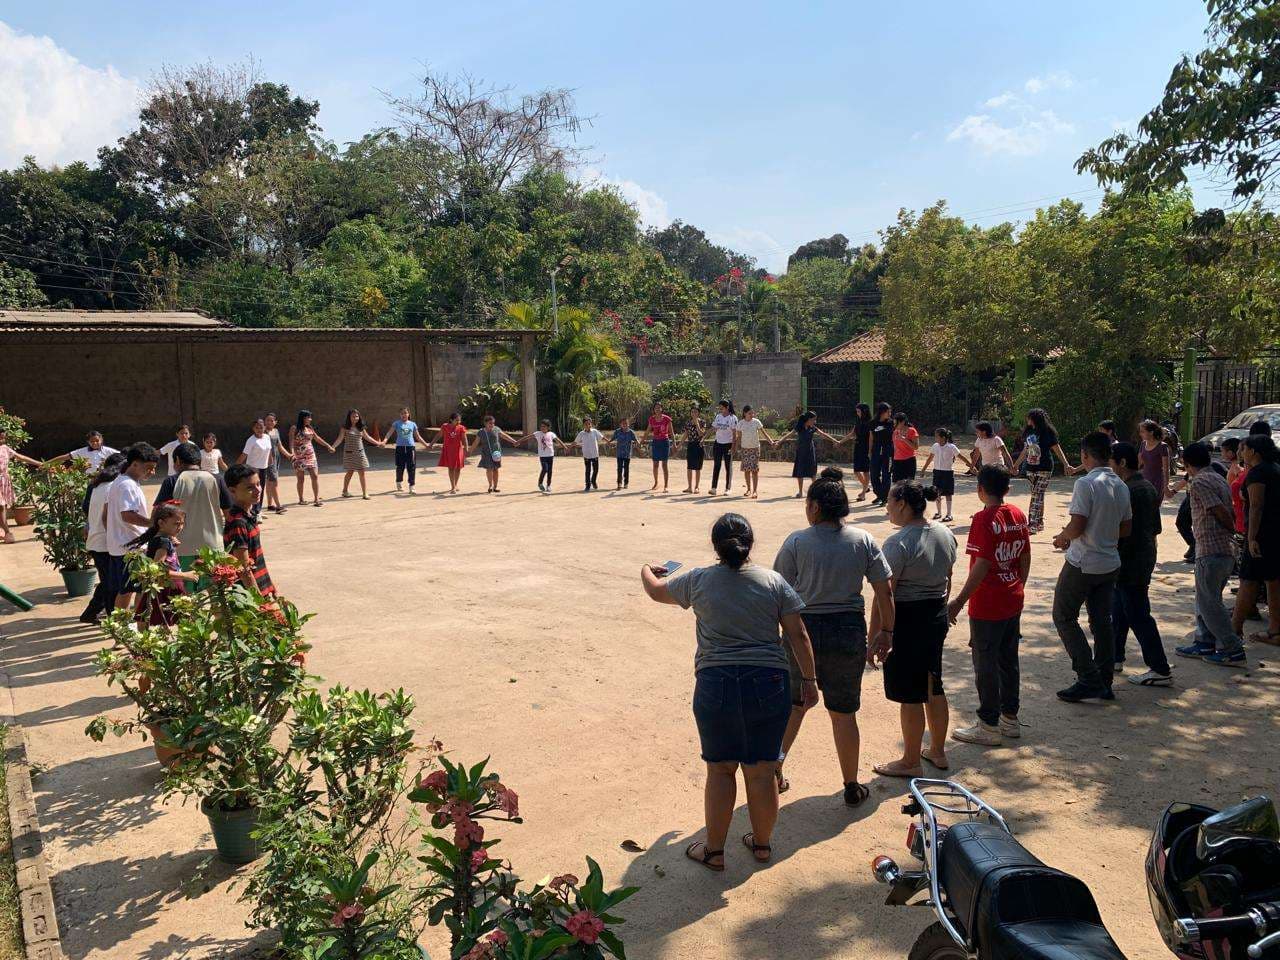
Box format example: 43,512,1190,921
223,507,275,596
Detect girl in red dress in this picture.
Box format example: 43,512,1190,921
434,413,468,494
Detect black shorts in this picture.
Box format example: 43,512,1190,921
788,610,867,713
892,458,917,482
106,553,140,595
853,450,871,472
1240,548,1280,583
933,469,955,496
686,443,705,470
883,597,948,704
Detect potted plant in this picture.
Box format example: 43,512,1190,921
0,407,36,526
29,462,96,596
87,549,311,863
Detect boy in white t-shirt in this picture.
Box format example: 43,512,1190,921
732,405,776,499
106,443,160,609
159,425,192,476
922,427,973,522
571,416,604,492
519,419,568,492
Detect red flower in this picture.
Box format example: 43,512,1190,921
258,601,287,626
495,787,519,819
331,902,366,928
441,798,474,823
643,315,654,327
729,267,743,278
454,815,485,850
565,909,605,944
486,930,509,947
212,563,239,585
470,848,489,871
764,273,776,283
419,770,448,793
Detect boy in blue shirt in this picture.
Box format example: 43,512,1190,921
613,418,639,490
384,407,430,493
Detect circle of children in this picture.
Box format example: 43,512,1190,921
1,401,1277,795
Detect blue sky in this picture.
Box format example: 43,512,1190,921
0,1,1229,271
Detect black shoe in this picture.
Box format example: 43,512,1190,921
1056,681,1107,703
78,612,100,625
1183,549,1196,563
1099,686,1116,701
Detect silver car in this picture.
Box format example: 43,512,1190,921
1198,403,1280,452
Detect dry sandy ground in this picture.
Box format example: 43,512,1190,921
1,451,1278,960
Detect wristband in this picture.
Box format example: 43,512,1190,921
801,676,817,682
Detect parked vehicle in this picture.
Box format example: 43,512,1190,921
873,779,1280,960
1197,403,1280,453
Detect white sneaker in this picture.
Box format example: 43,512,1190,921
999,715,1021,738
396,482,403,491
1127,669,1173,687
1113,662,1125,674
952,722,1002,746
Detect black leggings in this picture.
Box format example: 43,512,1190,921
870,452,892,500
583,457,599,488
617,457,631,486
711,442,733,489
539,456,554,486
81,550,116,620
395,445,417,486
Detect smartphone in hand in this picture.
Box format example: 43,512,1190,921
663,560,682,575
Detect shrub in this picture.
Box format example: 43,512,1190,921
458,381,522,427
0,406,30,449
590,376,653,428
653,369,712,410
29,463,92,571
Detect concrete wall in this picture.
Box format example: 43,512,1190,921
1,333,517,458
632,351,803,419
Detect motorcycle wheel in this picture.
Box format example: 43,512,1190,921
908,921,968,960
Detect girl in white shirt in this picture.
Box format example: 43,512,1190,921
921,428,972,522
733,406,776,499
517,419,568,492
971,421,1013,475
200,432,228,475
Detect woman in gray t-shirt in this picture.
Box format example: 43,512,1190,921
642,513,818,873
870,479,957,779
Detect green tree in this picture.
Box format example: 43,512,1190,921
644,220,753,283
0,262,47,308
1076,0,1280,201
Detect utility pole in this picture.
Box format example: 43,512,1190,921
735,293,743,355
549,266,560,336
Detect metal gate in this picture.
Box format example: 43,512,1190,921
1193,349,1280,439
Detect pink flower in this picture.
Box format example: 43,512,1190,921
549,873,579,891
470,848,489,871
729,267,743,278
331,902,365,928
495,787,519,819
419,770,448,792
565,909,605,944
461,944,492,960
764,273,776,284
454,815,485,850
441,798,474,824
486,930,509,947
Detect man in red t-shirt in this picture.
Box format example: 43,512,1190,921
946,465,1031,746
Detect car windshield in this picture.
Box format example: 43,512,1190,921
1225,410,1280,429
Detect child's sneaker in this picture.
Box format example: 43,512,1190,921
952,722,1001,746
538,482,545,492
1127,669,1173,686
1205,649,1246,668
396,482,403,491
998,715,1021,738
1176,640,1215,659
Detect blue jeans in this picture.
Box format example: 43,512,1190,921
1195,554,1243,654
1112,582,1170,674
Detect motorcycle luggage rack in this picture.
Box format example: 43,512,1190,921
908,778,1012,951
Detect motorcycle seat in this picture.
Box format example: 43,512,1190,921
940,821,1124,958
987,919,1128,960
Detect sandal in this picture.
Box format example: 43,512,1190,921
742,832,771,863
855,491,868,502
844,782,870,807
685,841,725,872
774,768,790,794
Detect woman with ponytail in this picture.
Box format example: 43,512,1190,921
869,479,958,778
773,467,894,806
641,513,818,872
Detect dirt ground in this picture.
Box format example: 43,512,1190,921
1,451,1278,960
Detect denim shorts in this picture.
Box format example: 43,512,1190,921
692,664,790,764
650,438,670,462
788,610,868,713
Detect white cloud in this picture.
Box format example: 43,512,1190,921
580,166,672,228
707,227,788,274
984,92,1020,109
0,21,140,168
947,109,1075,157
1024,70,1074,95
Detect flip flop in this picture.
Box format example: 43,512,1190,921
873,761,925,779
685,841,724,872
774,768,790,794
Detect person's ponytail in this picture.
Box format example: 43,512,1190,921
711,513,754,569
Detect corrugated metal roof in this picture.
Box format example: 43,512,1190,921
0,309,228,328
808,329,886,364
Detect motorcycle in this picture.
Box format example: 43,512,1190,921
872,779,1280,959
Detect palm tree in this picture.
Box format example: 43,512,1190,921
486,301,626,434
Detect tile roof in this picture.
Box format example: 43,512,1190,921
807,329,886,364
0,309,228,329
